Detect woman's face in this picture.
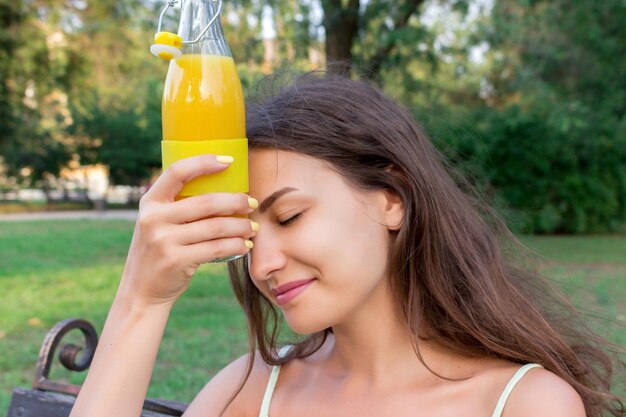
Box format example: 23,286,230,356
248,150,403,334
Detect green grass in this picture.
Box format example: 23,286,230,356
0,220,249,410
0,221,624,411
520,235,626,352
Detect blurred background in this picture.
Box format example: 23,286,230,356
1,0,625,234
0,0,624,411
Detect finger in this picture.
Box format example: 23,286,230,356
167,192,256,224
175,216,257,245
145,155,233,202
183,237,253,265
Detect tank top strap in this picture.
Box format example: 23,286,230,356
491,363,543,417
258,346,292,417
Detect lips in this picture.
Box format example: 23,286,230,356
271,278,316,306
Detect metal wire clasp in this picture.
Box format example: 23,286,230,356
156,0,223,45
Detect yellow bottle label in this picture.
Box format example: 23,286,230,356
162,138,248,195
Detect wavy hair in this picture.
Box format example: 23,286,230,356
225,70,624,417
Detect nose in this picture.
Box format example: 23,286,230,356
247,227,288,282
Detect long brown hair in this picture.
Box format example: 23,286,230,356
226,70,625,416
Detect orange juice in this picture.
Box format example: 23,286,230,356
162,54,245,141
161,54,248,197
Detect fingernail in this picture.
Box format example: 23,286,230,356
248,197,259,209
244,240,254,249
216,155,234,164
250,221,260,232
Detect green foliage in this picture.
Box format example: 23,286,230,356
420,99,626,234
483,106,625,233
70,79,163,186
0,2,23,144
222,2,264,65
0,1,76,188
0,0,170,189
410,0,626,234
465,0,626,233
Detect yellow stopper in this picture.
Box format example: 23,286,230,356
154,31,183,49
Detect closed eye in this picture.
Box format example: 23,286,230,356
278,212,302,226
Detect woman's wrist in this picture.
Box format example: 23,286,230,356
113,271,177,313
112,278,177,318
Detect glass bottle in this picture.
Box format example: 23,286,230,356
152,0,248,198
152,0,248,262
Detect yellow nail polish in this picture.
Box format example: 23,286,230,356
216,155,234,164
245,240,254,249
248,197,259,209
250,221,260,232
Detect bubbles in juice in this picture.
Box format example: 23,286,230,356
162,54,245,141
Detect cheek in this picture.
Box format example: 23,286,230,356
287,212,390,333
277,209,391,334
304,203,391,284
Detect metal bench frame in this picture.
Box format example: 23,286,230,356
7,318,187,417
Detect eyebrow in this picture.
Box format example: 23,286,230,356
259,187,299,214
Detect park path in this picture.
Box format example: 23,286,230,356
0,210,138,222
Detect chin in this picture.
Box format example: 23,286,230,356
283,314,330,335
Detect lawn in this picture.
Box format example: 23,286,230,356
0,220,624,411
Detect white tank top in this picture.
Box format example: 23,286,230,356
258,347,542,417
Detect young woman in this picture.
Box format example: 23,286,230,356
70,72,624,417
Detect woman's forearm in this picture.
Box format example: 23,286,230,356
70,283,174,417
70,156,255,417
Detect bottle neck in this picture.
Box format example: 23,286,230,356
178,0,231,57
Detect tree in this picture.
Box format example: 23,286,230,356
0,1,23,149
322,0,427,78
0,0,167,195
0,1,87,194
228,0,459,79
67,0,165,187
485,0,626,115
70,80,162,188
465,0,626,232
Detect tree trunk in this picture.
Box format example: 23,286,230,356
321,0,360,76
322,0,424,80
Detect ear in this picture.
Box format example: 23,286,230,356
382,189,404,231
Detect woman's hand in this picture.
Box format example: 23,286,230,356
120,154,257,307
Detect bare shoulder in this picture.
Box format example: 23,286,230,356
183,351,273,417
502,367,586,417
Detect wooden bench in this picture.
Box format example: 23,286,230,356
7,318,188,417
